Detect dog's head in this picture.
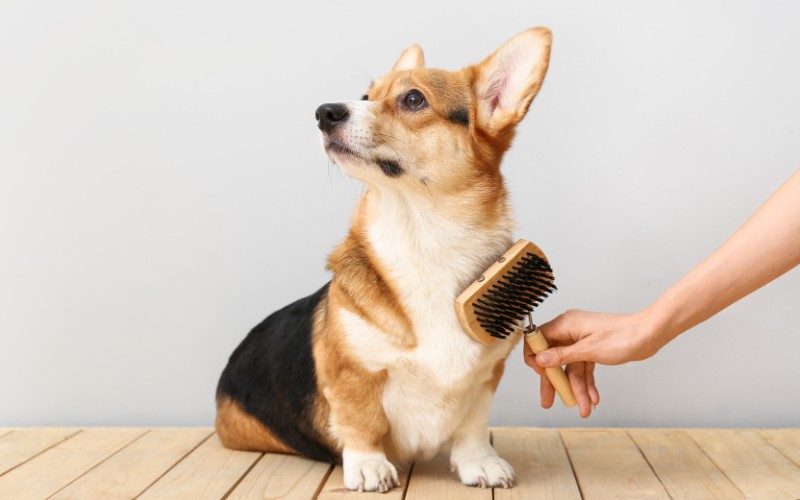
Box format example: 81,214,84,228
316,27,552,195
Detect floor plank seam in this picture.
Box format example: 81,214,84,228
45,428,152,500
400,461,415,500
756,430,800,469
133,429,216,500
310,463,335,500
489,428,494,500
625,430,674,500
683,431,748,499
558,431,585,500
0,428,83,479
220,451,265,499
491,465,495,500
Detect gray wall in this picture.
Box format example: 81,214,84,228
1,1,798,428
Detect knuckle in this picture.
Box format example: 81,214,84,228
559,309,582,333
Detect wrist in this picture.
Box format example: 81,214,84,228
634,303,677,357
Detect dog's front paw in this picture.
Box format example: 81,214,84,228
343,450,400,493
452,455,515,489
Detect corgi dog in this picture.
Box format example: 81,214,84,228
216,27,552,492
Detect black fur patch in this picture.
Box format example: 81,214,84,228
216,283,338,463
447,108,469,127
377,158,403,177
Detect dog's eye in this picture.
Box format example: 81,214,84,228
403,89,426,110
361,94,369,101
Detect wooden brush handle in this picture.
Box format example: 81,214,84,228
525,328,577,407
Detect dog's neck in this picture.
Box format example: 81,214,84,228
359,184,514,299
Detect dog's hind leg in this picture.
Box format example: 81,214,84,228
215,397,295,454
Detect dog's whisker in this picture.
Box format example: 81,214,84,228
374,132,409,147
353,61,374,88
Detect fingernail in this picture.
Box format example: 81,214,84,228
538,352,551,365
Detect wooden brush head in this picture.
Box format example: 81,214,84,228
455,239,556,345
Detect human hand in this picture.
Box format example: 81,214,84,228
523,309,664,417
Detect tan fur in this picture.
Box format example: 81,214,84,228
216,397,296,453
325,197,416,349
312,214,417,454
392,44,425,72
486,338,520,392
313,292,390,453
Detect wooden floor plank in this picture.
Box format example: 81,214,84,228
49,428,213,500
137,434,261,500
403,448,491,500
688,429,800,499
493,428,580,500
227,453,332,500
629,429,744,499
0,428,145,500
1,427,796,498
316,463,411,500
0,428,80,476
561,429,669,500
759,429,800,467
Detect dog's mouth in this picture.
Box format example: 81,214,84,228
324,138,362,160
324,138,404,178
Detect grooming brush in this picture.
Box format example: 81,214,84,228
455,239,577,407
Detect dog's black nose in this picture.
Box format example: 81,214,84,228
315,103,349,133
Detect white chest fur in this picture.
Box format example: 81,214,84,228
338,191,515,461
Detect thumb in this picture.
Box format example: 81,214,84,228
535,345,578,367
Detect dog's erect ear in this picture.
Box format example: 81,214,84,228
392,45,425,72
474,27,552,132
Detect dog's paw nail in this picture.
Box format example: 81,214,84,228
455,455,515,489
343,454,398,492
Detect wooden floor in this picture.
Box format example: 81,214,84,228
0,428,798,499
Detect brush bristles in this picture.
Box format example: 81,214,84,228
472,252,556,339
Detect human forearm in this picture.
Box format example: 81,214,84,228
642,169,800,345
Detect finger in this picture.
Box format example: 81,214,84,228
540,372,555,409
566,362,592,418
523,339,543,375
538,312,582,344
586,362,600,407
535,343,583,368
